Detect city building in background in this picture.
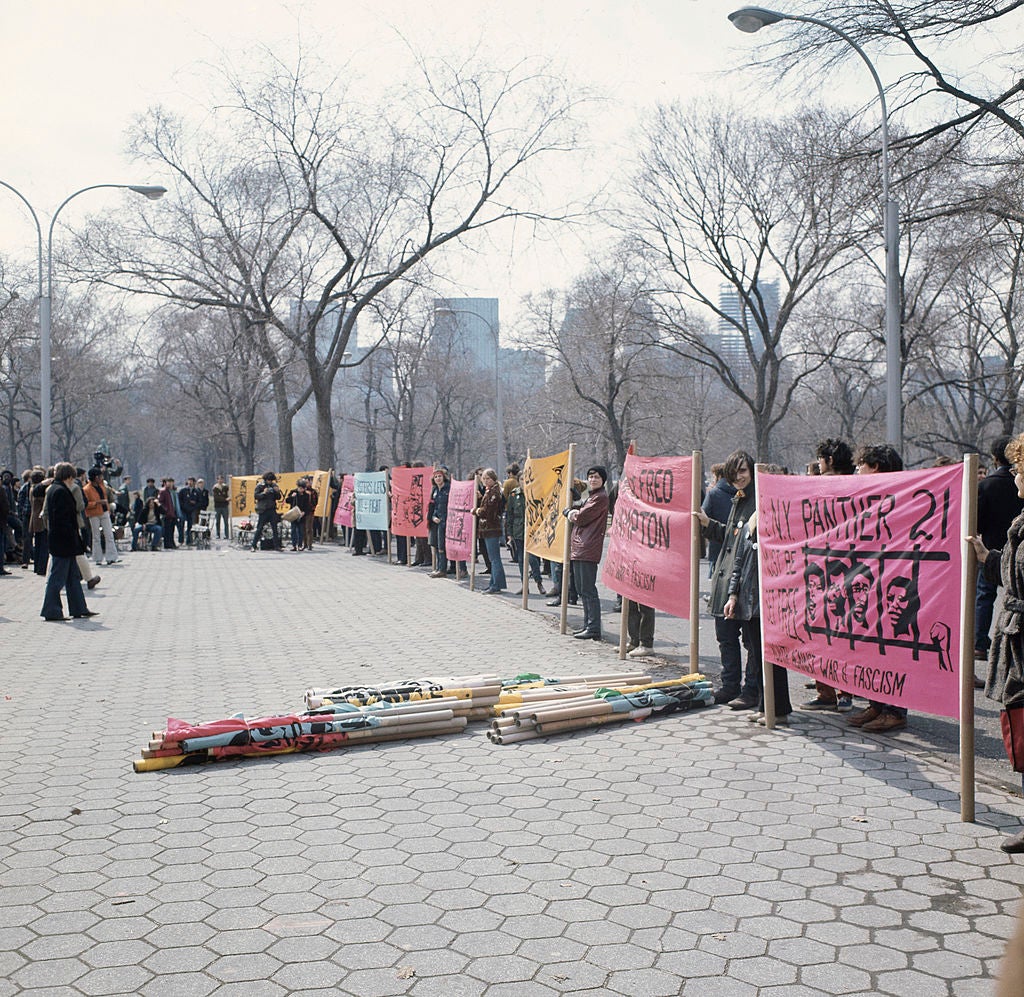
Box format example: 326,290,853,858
712,280,779,366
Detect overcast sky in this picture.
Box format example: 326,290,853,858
0,0,964,329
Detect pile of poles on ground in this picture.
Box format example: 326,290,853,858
133,671,713,773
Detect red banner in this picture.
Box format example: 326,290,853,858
758,465,963,718
390,467,430,537
444,480,477,562
333,476,355,527
601,454,694,618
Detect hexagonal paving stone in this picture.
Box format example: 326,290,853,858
207,952,283,983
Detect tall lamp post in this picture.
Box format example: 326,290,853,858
0,181,167,466
728,6,902,451
434,305,505,474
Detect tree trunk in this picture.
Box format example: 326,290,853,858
313,376,337,471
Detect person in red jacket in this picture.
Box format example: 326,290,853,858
567,466,610,640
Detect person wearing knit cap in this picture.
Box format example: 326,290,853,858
566,466,609,641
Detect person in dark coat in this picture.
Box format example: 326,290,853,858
567,466,610,640
724,466,792,725
976,435,1024,661
40,462,95,622
428,468,451,577
696,450,758,707
969,432,1024,852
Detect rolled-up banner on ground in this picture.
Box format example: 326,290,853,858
445,479,477,562
391,466,430,537
353,471,389,531
334,475,355,527
757,464,963,718
601,453,694,618
523,449,571,563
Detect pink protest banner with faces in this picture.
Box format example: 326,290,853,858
757,465,963,718
333,476,355,527
390,467,430,538
444,480,477,562
601,454,694,618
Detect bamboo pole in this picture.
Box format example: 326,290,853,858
961,453,979,822
469,482,479,590
522,447,532,612
534,708,652,735
560,443,576,635
753,464,774,728
619,597,631,661
689,450,703,674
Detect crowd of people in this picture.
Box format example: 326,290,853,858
7,437,1024,838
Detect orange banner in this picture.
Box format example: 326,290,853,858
523,449,571,564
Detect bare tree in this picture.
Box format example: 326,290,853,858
520,255,663,470
631,103,871,458
148,307,277,474
81,50,584,471
739,2,1024,150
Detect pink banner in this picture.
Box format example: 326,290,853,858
333,476,355,527
444,480,477,562
758,465,963,718
390,467,430,537
601,454,694,618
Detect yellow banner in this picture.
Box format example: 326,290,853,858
230,475,260,518
523,449,572,563
230,470,333,518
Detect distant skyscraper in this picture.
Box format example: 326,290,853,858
716,281,779,365
432,297,499,369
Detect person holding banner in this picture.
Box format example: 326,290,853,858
428,468,451,578
976,436,1024,664
696,451,759,708
802,438,856,714
506,481,546,596
475,469,507,594
847,443,908,734
969,432,1024,852
566,466,609,640
724,502,792,725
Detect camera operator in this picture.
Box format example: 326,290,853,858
252,472,283,551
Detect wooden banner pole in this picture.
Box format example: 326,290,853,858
754,463,775,728
522,449,532,611
561,444,576,635
961,453,979,822
618,440,638,660
470,483,479,591
690,450,703,674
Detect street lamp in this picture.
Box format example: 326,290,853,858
434,304,505,474
728,6,902,450
0,181,167,466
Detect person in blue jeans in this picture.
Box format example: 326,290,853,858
475,469,506,593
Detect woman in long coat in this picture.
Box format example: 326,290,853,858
970,432,1024,852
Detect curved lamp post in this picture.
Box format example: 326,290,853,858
0,181,166,466
434,304,505,474
728,6,902,450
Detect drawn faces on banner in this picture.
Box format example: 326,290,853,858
334,477,355,527
390,467,429,537
758,464,962,718
523,451,570,562
444,480,477,562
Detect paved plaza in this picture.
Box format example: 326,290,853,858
2,540,1024,996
